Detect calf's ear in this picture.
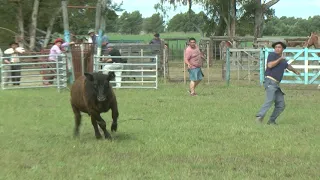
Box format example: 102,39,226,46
84,72,94,81
107,71,115,81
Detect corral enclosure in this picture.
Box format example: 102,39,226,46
1,33,318,90
1,32,320,179
2,31,319,91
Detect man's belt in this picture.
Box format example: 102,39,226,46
266,76,279,83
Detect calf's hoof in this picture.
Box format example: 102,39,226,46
95,134,103,139
73,129,79,137
111,123,118,132
105,133,113,140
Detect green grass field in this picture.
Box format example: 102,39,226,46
0,83,319,179
107,32,201,42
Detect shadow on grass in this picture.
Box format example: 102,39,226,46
112,132,135,141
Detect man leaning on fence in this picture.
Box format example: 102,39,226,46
3,42,25,86
184,37,204,96
149,33,161,63
101,44,125,88
255,41,300,125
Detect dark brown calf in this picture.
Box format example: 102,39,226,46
70,72,119,140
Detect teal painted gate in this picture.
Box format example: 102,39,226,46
260,48,320,85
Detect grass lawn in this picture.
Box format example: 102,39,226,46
0,83,319,179
107,32,201,43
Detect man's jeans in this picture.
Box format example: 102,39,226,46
102,63,124,87
256,78,286,122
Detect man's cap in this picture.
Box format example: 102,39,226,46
154,33,160,37
272,41,287,49
88,29,95,34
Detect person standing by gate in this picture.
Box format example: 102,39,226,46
43,38,74,85
184,37,204,96
101,44,124,88
256,41,300,125
3,42,25,86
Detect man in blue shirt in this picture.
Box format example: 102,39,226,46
87,29,109,55
256,41,300,125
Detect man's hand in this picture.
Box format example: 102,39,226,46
287,64,300,75
293,69,301,75
4,60,10,64
187,63,192,69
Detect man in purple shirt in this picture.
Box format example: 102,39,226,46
256,41,300,125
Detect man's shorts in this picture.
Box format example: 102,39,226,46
188,67,203,81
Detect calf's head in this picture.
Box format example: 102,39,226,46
84,72,115,102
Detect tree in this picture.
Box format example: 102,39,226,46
253,0,279,39
156,0,280,41
156,0,237,40
262,16,320,36
117,11,143,34
143,13,165,33
167,13,187,32
166,10,210,36
0,0,122,50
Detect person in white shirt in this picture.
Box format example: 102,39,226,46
3,42,25,85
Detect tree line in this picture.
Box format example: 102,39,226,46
0,0,319,51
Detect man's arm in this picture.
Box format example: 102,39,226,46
287,64,300,75
184,50,192,67
61,42,75,48
267,53,285,68
4,48,14,55
101,36,109,46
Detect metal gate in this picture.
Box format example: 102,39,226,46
0,54,68,92
261,48,320,85
93,55,158,89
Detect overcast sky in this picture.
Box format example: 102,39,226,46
113,0,320,21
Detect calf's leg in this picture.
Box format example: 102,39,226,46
72,104,82,137
94,114,112,140
111,104,119,132
91,116,102,139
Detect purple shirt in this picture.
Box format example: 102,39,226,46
48,42,69,61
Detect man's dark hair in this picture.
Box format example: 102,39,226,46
189,37,196,42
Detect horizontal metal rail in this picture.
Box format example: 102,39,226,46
0,61,59,66
1,54,68,92
94,55,157,59
0,54,65,58
2,74,65,78
109,81,156,83
2,67,65,72
97,69,157,72
93,55,158,89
